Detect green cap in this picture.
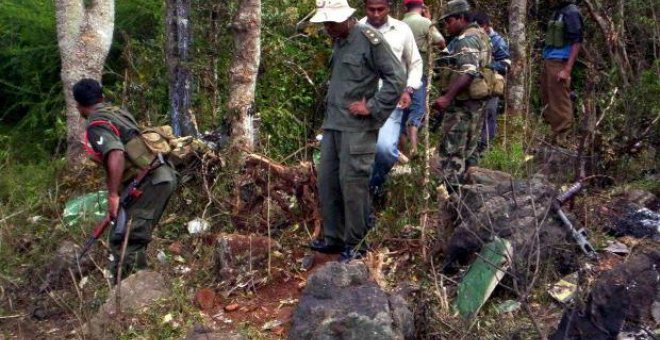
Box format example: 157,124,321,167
440,0,470,20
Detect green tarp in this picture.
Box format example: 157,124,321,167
63,191,107,227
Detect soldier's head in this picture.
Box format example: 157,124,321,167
73,78,104,118
440,0,471,36
473,12,491,32
365,0,391,28
310,0,357,39
403,0,424,12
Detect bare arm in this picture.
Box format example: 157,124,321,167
104,149,125,218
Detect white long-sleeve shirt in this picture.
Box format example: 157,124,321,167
359,16,423,90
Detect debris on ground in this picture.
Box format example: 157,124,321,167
455,237,512,319
548,272,579,304
550,249,660,339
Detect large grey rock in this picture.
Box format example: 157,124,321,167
289,261,414,340
551,250,660,339
85,270,169,339
441,172,575,274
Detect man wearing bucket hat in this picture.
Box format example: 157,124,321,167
308,0,406,261
433,0,491,186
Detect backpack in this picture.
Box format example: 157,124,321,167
84,106,195,168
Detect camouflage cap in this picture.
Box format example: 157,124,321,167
439,0,470,20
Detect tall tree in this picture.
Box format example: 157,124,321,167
166,0,197,136
507,0,528,116
56,0,114,166
228,0,261,151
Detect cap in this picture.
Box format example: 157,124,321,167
403,0,424,5
310,0,356,23
439,0,470,20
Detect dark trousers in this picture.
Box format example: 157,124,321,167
318,129,377,248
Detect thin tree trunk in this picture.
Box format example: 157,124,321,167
506,0,528,117
56,0,115,167
228,0,261,152
583,0,632,85
166,0,197,136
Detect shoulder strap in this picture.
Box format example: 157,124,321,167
360,26,382,45
83,120,120,159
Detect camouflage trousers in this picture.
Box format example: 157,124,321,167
108,165,177,281
437,99,486,184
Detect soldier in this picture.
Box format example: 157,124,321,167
359,0,423,196
401,0,446,156
308,0,405,261
433,0,491,185
541,0,583,146
473,12,511,157
73,78,178,281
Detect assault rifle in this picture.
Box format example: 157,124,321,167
553,181,597,259
78,155,164,260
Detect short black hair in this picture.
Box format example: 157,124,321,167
473,12,490,26
73,78,103,107
405,3,424,11
364,0,392,6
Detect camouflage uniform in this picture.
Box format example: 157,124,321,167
437,23,491,183
319,23,405,251
86,103,178,279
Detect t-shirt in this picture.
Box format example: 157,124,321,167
543,3,584,60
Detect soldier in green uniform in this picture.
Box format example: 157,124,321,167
73,78,178,281
308,0,405,261
433,0,491,185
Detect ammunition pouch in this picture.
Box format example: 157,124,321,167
547,17,566,48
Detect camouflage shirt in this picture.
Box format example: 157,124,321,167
323,23,406,131
444,23,491,78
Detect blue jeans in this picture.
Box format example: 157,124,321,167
369,107,403,189
402,78,427,130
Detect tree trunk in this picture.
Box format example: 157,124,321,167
56,0,115,167
583,0,632,85
228,0,261,152
166,0,197,137
506,0,528,116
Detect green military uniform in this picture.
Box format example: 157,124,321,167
437,23,491,183
319,23,405,250
86,103,177,279
402,11,444,73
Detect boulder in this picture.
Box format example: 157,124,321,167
85,270,169,339
289,261,414,340
550,249,660,339
440,172,576,274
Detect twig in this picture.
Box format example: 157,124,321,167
0,209,26,224
115,218,133,315
0,314,26,319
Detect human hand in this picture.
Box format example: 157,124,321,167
108,192,120,219
434,96,451,111
348,98,370,116
421,5,431,19
556,68,571,83
398,91,412,109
